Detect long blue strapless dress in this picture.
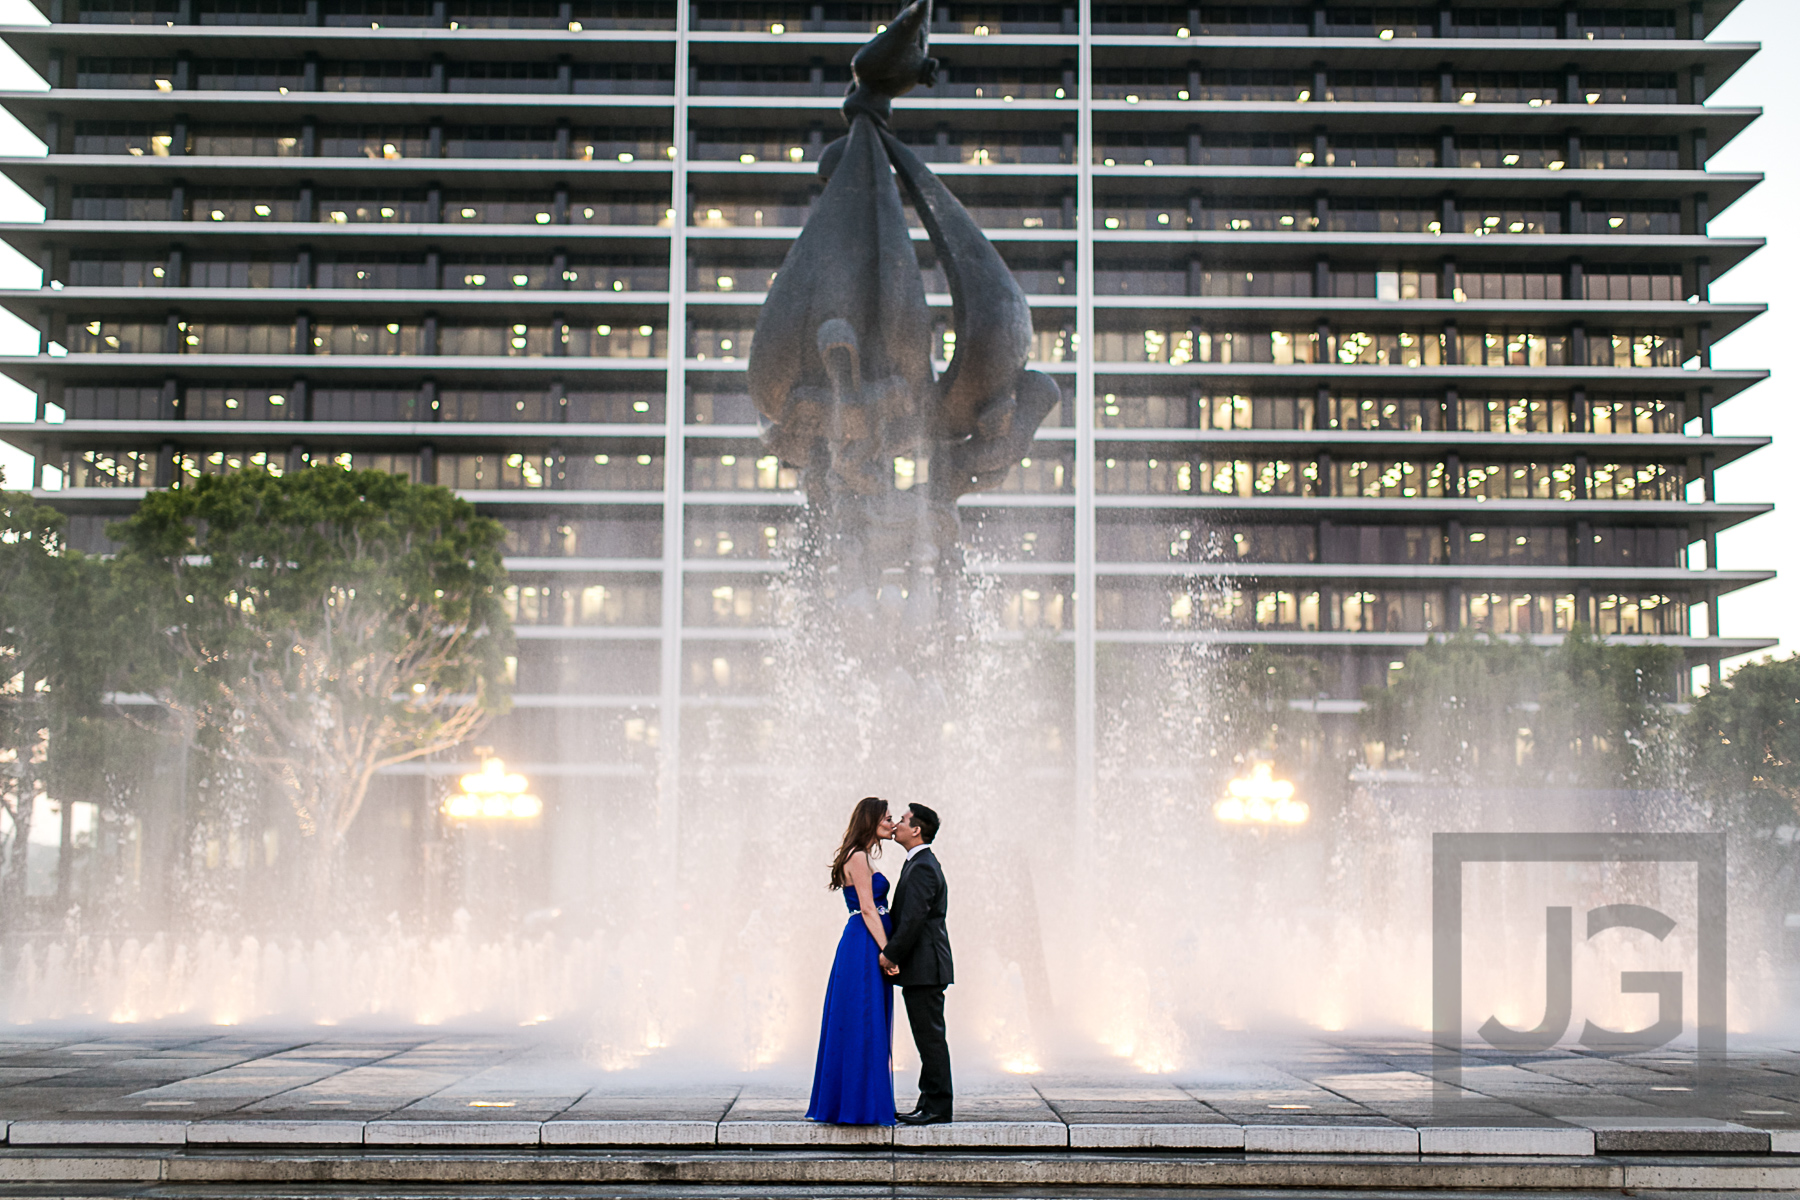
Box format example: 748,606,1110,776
805,872,895,1125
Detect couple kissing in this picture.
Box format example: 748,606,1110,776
805,796,953,1127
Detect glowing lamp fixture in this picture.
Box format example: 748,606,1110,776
446,756,542,820
1214,762,1308,825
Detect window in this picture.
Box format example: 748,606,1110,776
187,124,302,155
67,252,168,287
72,122,172,155
566,390,664,421
572,126,674,161
506,514,664,557
993,450,1074,493
309,449,421,479
1584,266,1683,301
311,388,420,420
1460,526,1568,565
1590,526,1684,567
437,389,561,421
1456,395,1573,433
447,61,562,92
1463,461,1577,500
1331,269,1438,299
1322,394,1444,431
320,125,429,159
1586,331,1684,368
1454,267,1563,300
438,324,555,356
194,58,303,90
1576,7,1677,40
1188,5,1308,35
1096,455,1319,496
574,259,672,291
572,63,676,94
321,0,433,25
323,60,433,92
316,189,433,222
1327,197,1440,233
1198,132,1309,167
1592,592,1686,636
196,0,309,23
1582,71,1679,103
1326,134,1437,167
180,321,296,353
1579,199,1680,235
1323,524,1445,564
567,323,667,357
1332,328,1445,366
192,188,298,221
311,321,419,355
175,447,291,480
1455,135,1566,170
506,577,662,626
438,452,558,489
63,386,163,419
75,57,175,88
1458,329,1571,367
1459,198,1562,235
452,0,563,26
70,185,171,220
446,191,556,224
446,256,553,289
1589,394,1680,433
1326,69,1434,102
314,254,432,288
184,387,295,419
1580,135,1680,170
187,256,298,287
76,0,177,22
1333,459,1448,498
1452,71,1561,104
1462,591,1577,635
1588,461,1684,501
59,448,159,486
1327,589,1445,633
686,453,798,490
1449,6,1559,37
66,319,162,352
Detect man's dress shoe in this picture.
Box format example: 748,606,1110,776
896,1110,951,1125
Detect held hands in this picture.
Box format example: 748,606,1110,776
879,953,900,976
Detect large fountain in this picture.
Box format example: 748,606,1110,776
0,1,1792,1077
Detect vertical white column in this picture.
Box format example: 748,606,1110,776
1073,0,1096,842
658,6,691,868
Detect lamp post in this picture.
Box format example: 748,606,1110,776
443,752,542,820
1214,761,1308,826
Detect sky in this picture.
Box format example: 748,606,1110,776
0,0,1789,665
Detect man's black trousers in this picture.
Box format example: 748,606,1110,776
902,985,952,1118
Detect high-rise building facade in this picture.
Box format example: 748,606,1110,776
0,0,1774,896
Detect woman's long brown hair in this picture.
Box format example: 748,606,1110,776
829,796,888,890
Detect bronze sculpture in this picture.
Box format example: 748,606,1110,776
747,0,1061,620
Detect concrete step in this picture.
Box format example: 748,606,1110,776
3,1147,1800,1191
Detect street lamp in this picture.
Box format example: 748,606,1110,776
1214,761,1308,825
444,752,542,820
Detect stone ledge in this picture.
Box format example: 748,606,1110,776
364,1121,542,1146
6,1121,189,1147
1773,1130,1800,1155
1244,1125,1419,1155
894,1120,1066,1148
1068,1122,1245,1150
1419,1126,1595,1156
1561,1117,1773,1155
716,1120,891,1147
541,1120,718,1146
187,1121,366,1145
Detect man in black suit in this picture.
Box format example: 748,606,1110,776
879,803,953,1125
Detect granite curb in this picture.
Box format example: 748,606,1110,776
0,1117,1795,1153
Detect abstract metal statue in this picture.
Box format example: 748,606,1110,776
748,0,1060,619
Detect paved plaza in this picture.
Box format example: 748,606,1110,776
0,1029,1797,1153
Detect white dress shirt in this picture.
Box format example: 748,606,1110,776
905,841,932,861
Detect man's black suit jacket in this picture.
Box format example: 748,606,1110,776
885,846,953,987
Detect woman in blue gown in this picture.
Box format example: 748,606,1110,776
806,796,898,1125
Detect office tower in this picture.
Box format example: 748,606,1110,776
0,1,1772,900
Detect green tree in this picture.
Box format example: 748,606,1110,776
0,478,108,916
1686,654,1800,828
109,467,512,903
1363,629,1684,789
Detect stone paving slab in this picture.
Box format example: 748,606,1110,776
1,1030,1799,1157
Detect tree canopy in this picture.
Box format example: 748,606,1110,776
107,467,512,895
